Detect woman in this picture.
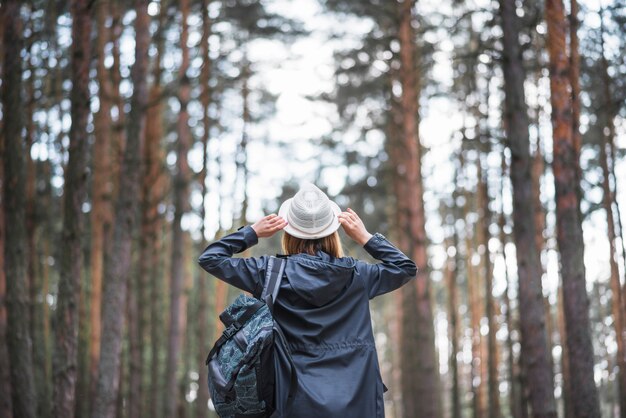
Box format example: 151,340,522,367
198,182,417,418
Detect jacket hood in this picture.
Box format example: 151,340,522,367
282,251,356,307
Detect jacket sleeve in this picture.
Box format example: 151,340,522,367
197,225,267,297
354,232,417,299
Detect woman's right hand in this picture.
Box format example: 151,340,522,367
338,208,373,246
251,214,288,238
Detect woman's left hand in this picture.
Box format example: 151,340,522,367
251,214,288,238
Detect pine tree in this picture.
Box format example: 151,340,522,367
52,0,93,416
396,1,441,416
545,0,600,416
91,1,150,416
2,1,38,417
498,0,557,416
164,0,193,415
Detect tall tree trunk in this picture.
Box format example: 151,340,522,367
110,0,126,202
598,19,626,417
52,0,93,416
145,56,168,418
0,142,12,418
385,72,405,418
87,1,115,414
91,1,150,417
498,0,557,416
467,194,482,418
25,42,53,418
448,161,463,418
446,230,461,418
545,0,601,416
196,1,213,415
128,261,141,418
600,115,626,416
557,284,572,418
142,4,168,418
237,53,251,225
568,0,583,209
531,142,556,386
396,2,440,417
165,1,192,416
499,160,524,418
479,160,500,418
1,1,38,417
0,6,13,416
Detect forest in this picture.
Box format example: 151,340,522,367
1,0,625,417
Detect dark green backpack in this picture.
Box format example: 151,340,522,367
205,256,297,418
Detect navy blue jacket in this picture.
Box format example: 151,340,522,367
198,225,417,418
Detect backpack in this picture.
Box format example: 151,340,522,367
205,256,298,418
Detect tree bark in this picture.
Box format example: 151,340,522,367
91,1,150,417
141,4,168,418
1,1,38,417
499,160,524,418
145,59,168,418
465,161,482,418
568,0,583,209
52,0,93,416
87,2,116,414
545,0,601,416
385,71,405,418
164,1,192,416
498,0,557,416
448,162,463,418
196,1,213,415
479,160,500,418
599,115,626,416
0,5,14,416
396,1,441,416
598,19,626,418
557,284,572,418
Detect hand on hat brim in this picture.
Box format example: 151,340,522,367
251,214,288,238
338,208,372,246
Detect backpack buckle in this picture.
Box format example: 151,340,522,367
223,325,238,339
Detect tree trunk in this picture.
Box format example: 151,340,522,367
0,6,14,416
164,1,192,415
196,1,213,415
568,0,583,213
557,284,572,418
598,19,626,418
447,219,461,418
128,262,141,418
600,118,626,416
385,72,405,418
545,0,601,416
498,0,557,416
396,1,440,417
479,160,500,418
24,39,54,417
448,161,463,418
91,1,150,417
531,144,556,386
110,0,127,203
87,1,116,414
1,1,38,417
145,65,168,418
52,0,93,416
499,162,524,418
467,200,481,418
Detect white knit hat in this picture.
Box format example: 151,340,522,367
278,182,342,239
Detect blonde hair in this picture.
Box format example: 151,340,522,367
281,231,344,258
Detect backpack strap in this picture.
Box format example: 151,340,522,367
205,299,265,365
261,256,286,313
